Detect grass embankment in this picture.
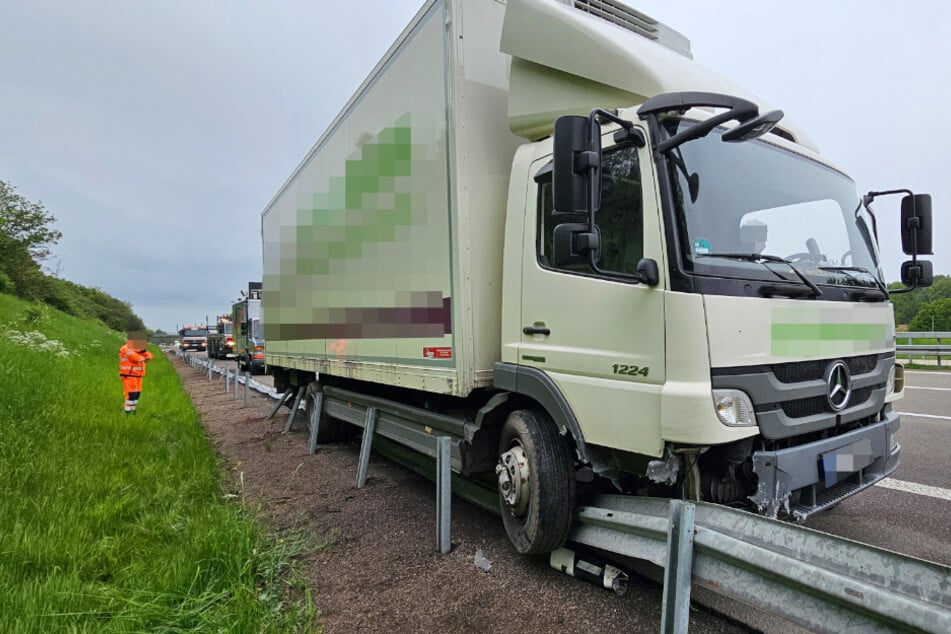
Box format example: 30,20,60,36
0,295,317,632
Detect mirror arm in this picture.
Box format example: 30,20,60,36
864,188,914,241
855,196,880,242
888,284,916,296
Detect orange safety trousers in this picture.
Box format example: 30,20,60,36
122,376,143,413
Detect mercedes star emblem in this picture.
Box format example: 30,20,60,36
825,360,853,412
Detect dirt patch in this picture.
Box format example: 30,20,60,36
171,354,744,633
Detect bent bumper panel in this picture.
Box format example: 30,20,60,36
750,407,900,520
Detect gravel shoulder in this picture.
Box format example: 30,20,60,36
171,353,746,633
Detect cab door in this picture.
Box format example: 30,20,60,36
518,133,666,457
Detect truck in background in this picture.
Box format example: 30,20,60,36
207,315,235,360
261,0,934,555
233,282,266,374
178,325,208,353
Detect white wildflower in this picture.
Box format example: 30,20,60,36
1,330,71,357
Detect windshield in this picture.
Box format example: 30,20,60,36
182,329,206,337
663,119,883,290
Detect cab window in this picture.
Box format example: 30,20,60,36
537,144,644,276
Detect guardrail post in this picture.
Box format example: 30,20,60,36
308,392,324,455
233,368,239,400
208,360,213,380
283,387,305,433
661,500,696,634
436,436,452,554
939,336,943,368
224,368,230,393
243,371,249,406
266,389,293,420
356,407,378,489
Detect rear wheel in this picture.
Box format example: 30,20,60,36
496,409,575,554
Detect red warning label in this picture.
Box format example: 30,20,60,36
423,347,453,359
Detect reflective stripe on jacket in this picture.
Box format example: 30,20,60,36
119,344,152,377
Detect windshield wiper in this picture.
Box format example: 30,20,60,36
698,253,823,297
818,265,888,298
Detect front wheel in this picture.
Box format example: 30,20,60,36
496,409,576,554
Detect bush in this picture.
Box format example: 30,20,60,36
909,297,951,332
21,301,51,325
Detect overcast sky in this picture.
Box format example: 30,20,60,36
1,1,948,332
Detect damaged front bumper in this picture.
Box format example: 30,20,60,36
750,407,900,520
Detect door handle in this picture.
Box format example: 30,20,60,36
523,326,551,336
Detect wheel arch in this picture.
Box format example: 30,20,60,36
492,362,589,464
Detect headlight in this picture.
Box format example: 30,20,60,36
893,363,904,393
712,389,757,427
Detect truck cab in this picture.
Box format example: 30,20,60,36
500,95,933,521
178,327,208,353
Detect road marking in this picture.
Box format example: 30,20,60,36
904,386,951,392
898,412,951,421
876,478,951,502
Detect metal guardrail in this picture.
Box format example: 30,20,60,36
571,495,951,633
177,350,456,553
896,331,950,367
178,349,951,632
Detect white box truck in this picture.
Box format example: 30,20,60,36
261,0,935,554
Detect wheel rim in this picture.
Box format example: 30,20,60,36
496,443,530,516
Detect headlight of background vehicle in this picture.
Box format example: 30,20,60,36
712,389,757,427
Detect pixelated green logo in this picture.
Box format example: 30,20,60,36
295,114,415,274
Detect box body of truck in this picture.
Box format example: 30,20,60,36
262,0,519,396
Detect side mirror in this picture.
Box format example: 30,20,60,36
635,258,660,286
901,259,933,288
553,115,600,215
901,194,933,255
552,222,600,268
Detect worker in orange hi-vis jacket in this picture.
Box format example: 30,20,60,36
119,332,153,415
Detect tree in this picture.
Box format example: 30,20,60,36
0,180,61,261
0,179,148,331
909,298,951,332
0,180,62,299
889,275,951,326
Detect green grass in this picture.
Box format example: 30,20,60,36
0,294,318,632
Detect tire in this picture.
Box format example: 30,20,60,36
497,409,576,555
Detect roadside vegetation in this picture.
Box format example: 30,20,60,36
0,180,144,332
0,293,317,632
890,274,951,330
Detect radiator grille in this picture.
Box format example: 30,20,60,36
780,387,874,418
772,354,879,384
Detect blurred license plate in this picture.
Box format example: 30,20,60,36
821,438,874,487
